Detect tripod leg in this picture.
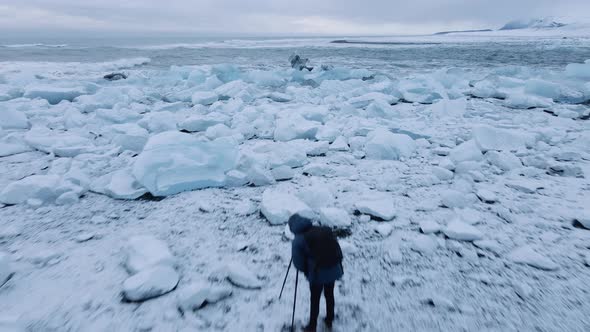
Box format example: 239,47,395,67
291,271,299,332
279,259,292,300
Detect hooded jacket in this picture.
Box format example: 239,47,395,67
289,214,344,285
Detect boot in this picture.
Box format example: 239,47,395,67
323,317,333,329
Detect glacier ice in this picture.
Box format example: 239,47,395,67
106,124,149,152
364,128,416,160
0,175,62,205
178,113,230,132
0,108,29,129
449,140,483,164
24,127,96,157
355,198,396,221
23,85,88,105
191,91,219,105
132,132,239,196
273,114,320,142
472,125,535,152
565,60,590,79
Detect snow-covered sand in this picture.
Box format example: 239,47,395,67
1,48,590,331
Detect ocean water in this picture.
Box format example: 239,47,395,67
1,35,590,74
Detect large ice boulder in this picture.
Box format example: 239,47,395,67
398,78,443,104
177,282,233,312
261,142,309,169
486,151,522,171
260,189,314,225
410,234,439,254
429,98,467,118
191,91,219,105
178,112,231,133
504,92,552,109
449,140,483,164
508,246,559,271
122,265,179,302
138,111,183,133
440,190,477,209
132,132,239,196
24,127,96,157
472,125,534,152
23,85,88,105
443,220,483,241
76,87,143,112
348,92,398,108
0,175,61,205
565,60,590,79
355,198,396,221
319,208,352,229
210,262,263,289
107,124,149,152
432,166,454,181
364,128,416,160
0,135,33,157
92,169,147,200
296,183,335,211
274,114,320,142
0,109,29,129
124,235,175,274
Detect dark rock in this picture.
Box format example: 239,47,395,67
289,54,313,71
104,73,128,81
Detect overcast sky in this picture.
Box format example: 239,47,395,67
1,0,589,36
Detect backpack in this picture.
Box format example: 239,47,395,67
303,226,343,270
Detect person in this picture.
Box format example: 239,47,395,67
288,214,344,332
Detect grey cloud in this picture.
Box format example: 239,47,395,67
1,0,589,35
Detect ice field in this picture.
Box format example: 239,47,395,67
1,35,590,331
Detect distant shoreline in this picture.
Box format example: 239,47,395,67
330,40,441,45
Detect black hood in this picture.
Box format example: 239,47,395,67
288,214,313,234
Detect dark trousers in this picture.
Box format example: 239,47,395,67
309,282,335,328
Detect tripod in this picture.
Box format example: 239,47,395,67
279,259,299,332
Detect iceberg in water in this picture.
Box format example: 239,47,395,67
132,131,239,196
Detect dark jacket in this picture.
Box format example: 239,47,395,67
289,215,344,285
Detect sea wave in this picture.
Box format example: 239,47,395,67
127,38,334,50
1,43,69,48
0,57,151,75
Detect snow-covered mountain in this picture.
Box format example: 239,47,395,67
434,17,590,37
500,18,567,30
